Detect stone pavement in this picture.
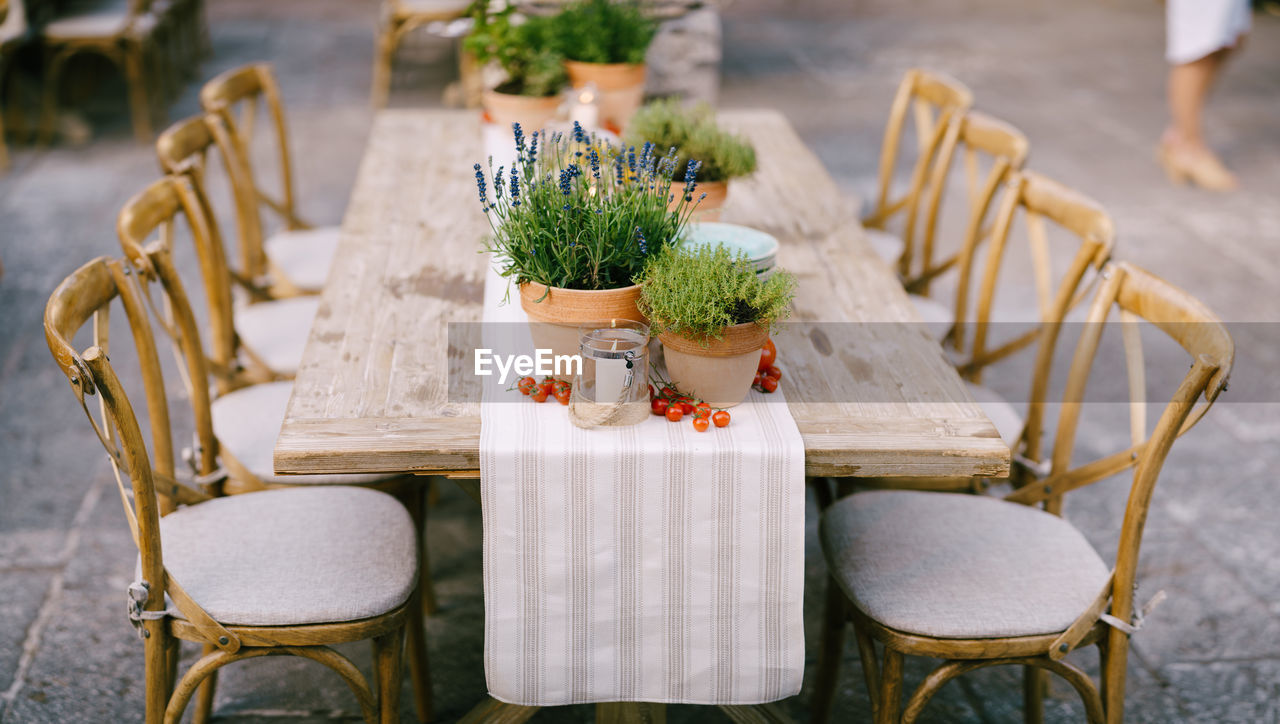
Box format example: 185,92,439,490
1,0,1278,721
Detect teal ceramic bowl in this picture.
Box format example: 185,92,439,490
682,222,779,274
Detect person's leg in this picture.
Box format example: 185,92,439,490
1160,45,1241,190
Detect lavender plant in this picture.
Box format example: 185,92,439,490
476,122,705,291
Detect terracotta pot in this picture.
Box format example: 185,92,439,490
519,282,646,380
659,322,769,407
669,179,728,222
564,61,646,131
482,90,561,131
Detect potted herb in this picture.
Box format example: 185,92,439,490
547,0,655,130
638,244,795,406
626,99,758,220
476,122,702,369
464,1,568,130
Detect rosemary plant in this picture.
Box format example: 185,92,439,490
476,122,705,291
625,99,758,182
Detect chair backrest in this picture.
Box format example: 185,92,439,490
864,69,973,271
949,170,1115,401
44,253,217,590
157,113,270,298
902,109,1029,294
118,168,260,394
1004,261,1232,630
198,63,308,276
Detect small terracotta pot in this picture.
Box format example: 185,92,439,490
669,179,728,222
520,282,646,380
659,322,769,407
565,61,646,131
483,90,561,131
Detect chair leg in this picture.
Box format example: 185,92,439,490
876,647,904,724
143,621,170,724
192,643,219,724
1023,666,1045,724
810,575,846,724
373,629,405,724
852,618,881,715
399,484,434,722
1102,629,1128,724
122,43,154,142
419,483,439,616
39,46,74,146
371,26,396,108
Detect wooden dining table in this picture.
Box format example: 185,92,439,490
273,108,1010,722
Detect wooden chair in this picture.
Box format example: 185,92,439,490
0,0,27,170
45,254,414,724
197,63,339,297
861,69,973,276
372,0,471,108
155,113,322,389
112,174,436,720
894,110,1030,340
39,0,164,143
812,261,1234,724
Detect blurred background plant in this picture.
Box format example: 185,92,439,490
464,0,567,96
626,99,758,182
547,0,656,65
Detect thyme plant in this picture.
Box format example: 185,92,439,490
638,244,795,342
547,0,656,65
476,122,705,291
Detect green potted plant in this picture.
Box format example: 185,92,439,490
626,99,758,221
475,123,702,369
547,0,656,130
464,1,568,130
638,243,795,406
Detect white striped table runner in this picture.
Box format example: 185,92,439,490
479,263,805,706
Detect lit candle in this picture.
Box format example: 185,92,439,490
590,322,642,404
568,84,600,132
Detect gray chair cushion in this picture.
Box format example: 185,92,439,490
864,228,905,267
149,486,417,626
965,381,1024,448
234,296,321,376
908,293,954,341
821,490,1110,639
264,225,341,291
211,381,391,486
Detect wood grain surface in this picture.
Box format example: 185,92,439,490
274,109,1010,479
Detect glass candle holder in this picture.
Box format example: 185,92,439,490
570,319,650,427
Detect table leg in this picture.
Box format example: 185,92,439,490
456,696,540,723
719,702,796,723
596,702,667,723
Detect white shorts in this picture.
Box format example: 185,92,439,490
1167,0,1251,64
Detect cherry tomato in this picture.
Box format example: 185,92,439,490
648,384,655,399
712,410,731,428
538,379,555,396
695,402,712,418
760,376,779,393
531,388,549,403
517,376,537,395
765,365,782,381
553,380,571,395
758,338,777,372
651,398,670,416
661,386,677,399
753,373,765,388
678,401,695,415
692,416,710,432
665,405,684,422
554,387,571,405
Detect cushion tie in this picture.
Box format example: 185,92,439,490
1100,589,1167,636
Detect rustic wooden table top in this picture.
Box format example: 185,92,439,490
274,108,1010,480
